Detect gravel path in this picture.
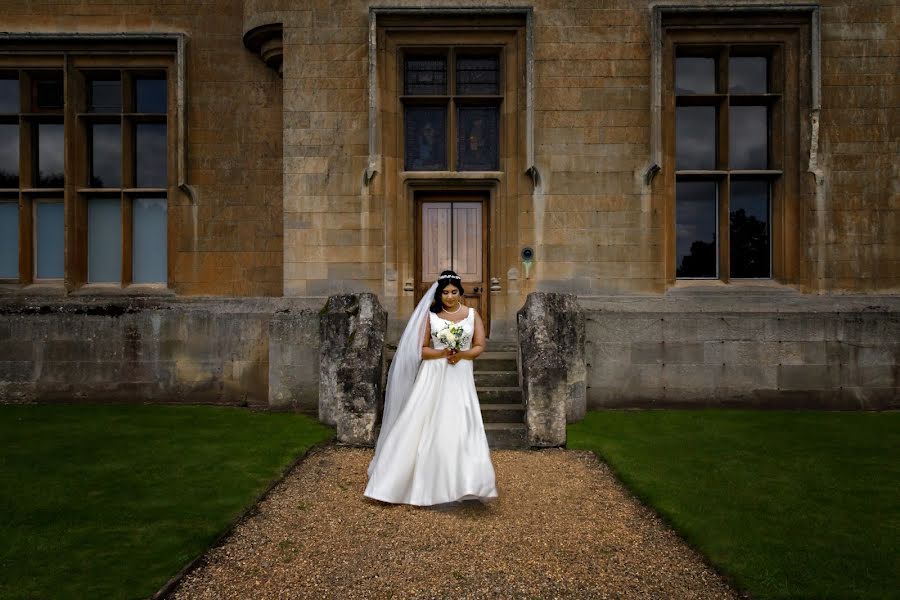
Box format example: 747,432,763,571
169,445,742,600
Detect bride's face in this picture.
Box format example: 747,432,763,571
441,284,461,309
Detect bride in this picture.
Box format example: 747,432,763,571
364,270,499,506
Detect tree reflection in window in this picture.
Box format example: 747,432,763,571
676,181,717,278
730,180,770,278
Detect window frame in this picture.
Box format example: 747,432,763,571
399,46,504,173
661,18,808,285
0,43,176,289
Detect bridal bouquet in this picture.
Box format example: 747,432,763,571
436,323,466,352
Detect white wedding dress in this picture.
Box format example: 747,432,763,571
364,306,499,506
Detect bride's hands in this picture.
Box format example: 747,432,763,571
447,349,464,365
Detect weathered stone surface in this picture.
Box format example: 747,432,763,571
0,297,322,407
318,293,387,445
268,310,320,413
517,292,586,448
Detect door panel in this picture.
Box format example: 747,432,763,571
418,194,489,335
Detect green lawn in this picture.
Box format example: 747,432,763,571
0,404,333,600
568,410,900,600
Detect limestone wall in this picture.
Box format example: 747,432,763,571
582,293,900,410
0,297,321,412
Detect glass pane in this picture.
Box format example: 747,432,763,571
133,197,167,283
675,57,716,94
88,197,121,283
730,106,768,170
135,124,167,188
676,106,716,171
135,78,167,113
35,201,64,279
404,106,447,170
457,106,499,171
676,180,717,278
36,123,64,187
729,57,768,94
0,78,19,113
0,202,18,278
0,124,19,188
456,55,500,95
730,180,770,278
404,57,447,95
90,123,121,188
89,78,122,113
33,76,63,110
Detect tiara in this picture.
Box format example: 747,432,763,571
438,274,461,281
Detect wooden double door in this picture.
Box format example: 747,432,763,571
417,192,489,334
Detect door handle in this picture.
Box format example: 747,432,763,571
473,287,480,293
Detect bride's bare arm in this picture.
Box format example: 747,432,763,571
421,319,452,360
448,311,486,364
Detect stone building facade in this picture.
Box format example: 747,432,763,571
0,0,897,412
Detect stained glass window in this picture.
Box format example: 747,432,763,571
456,56,500,95
404,57,447,95
457,106,499,171
404,106,447,171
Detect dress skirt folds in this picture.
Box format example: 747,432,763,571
364,308,499,506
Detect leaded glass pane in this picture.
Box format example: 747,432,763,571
676,180,717,278
404,57,447,95
729,57,768,94
136,78,167,113
404,106,447,171
36,123,64,187
135,124,167,188
676,106,716,171
0,78,19,113
730,180,770,278
35,201,64,279
730,105,768,169
90,123,121,188
33,75,63,110
456,55,500,95
88,197,122,283
90,77,122,113
0,202,18,278
0,124,19,188
675,57,716,94
133,197,167,283
457,106,499,171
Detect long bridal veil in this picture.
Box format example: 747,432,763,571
368,281,438,476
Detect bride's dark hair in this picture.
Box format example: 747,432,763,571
430,270,465,313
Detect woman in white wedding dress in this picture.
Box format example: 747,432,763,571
364,270,499,506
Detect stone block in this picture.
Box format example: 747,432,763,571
319,293,386,445
518,292,586,447
268,309,320,414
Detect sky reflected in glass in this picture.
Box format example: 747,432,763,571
135,124,166,188
676,180,717,278
676,106,716,171
0,78,19,113
0,124,19,187
90,123,121,188
730,106,768,169
676,57,716,94
729,57,768,94
37,124,64,187
136,79,167,113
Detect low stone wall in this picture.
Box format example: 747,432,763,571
0,296,323,412
582,291,900,410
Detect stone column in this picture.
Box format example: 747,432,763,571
319,293,387,445
517,292,586,447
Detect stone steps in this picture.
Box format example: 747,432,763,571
480,403,525,423
477,386,523,404
484,422,528,449
473,370,519,387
